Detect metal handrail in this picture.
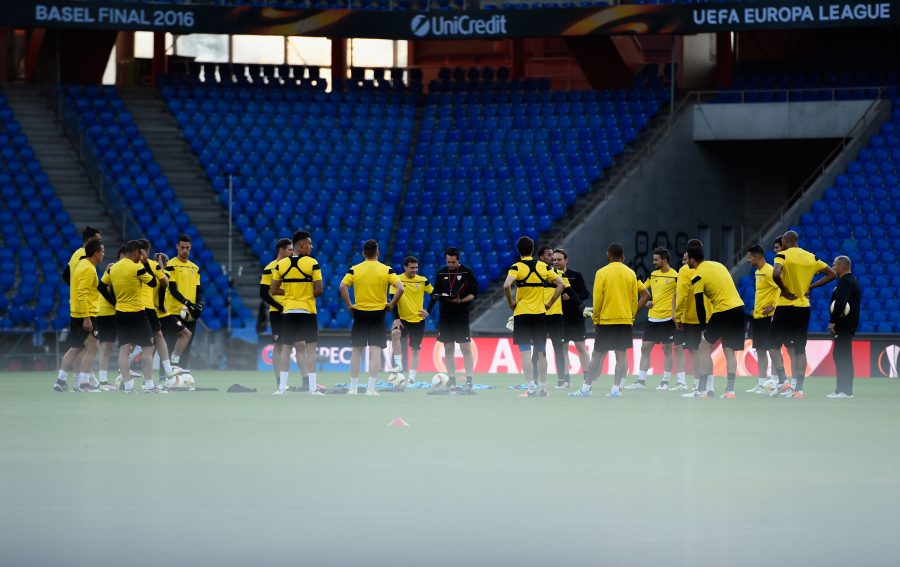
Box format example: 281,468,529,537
689,85,885,104
727,86,887,267
54,92,144,242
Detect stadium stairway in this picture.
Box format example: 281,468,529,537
2,85,120,248
118,88,261,314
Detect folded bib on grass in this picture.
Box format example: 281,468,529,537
226,384,256,393
332,381,405,393
508,384,530,390
169,386,218,392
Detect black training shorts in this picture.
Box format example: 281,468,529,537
116,310,154,347
677,323,703,350
95,315,117,344
351,309,386,348
400,320,426,350
68,316,98,347
438,316,471,344
145,308,161,334
269,310,287,345
771,305,811,354
751,316,773,351
563,316,586,343
513,314,547,347
282,312,319,344
643,320,675,345
594,324,633,352
546,314,565,344
703,306,746,351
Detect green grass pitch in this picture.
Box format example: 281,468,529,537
1,371,898,567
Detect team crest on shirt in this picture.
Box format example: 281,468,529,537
456,275,462,280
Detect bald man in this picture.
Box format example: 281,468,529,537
770,230,836,398
828,256,861,398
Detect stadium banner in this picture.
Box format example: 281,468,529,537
4,1,896,38
259,335,878,377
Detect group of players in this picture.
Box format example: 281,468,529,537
259,227,856,399
56,223,858,399
54,226,203,393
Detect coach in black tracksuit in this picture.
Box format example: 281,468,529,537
427,246,479,388
829,255,861,397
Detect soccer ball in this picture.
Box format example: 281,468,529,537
166,372,195,389
762,379,778,394
431,373,449,388
830,301,850,317
388,372,407,388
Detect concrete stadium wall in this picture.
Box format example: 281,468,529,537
694,100,878,141
472,99,887,333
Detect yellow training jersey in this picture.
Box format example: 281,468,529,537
165,257,201,316
96,264,117,317
644,269,678,321
140,259,166,310
70,260,99,318
261,258,286,313
542,266,565,316
592,261,640,326
774,247,828,308
102,258,153,313
691,261,744,314
67,247,86,280
393,274,433,323
675,264,710,324
341,260,401,312
273,255,321,313
753,263,780,319
508,257,557,316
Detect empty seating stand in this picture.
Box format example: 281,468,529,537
0,94,76,331
61,84,245,330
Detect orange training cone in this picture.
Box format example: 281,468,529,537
387,417,409,427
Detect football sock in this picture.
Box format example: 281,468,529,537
367,377,376,391
278,372,288,391
466,376,473,388
350,377,359,390
694,374,702,390
795,375,805,391
526,380,536,393
393,355,402,370
124,379,134,391
308,373,317,392
409,370,418,382
581,383,591,394
78,373,89,385
677,371,686,385
302,375,309,389
758,377,766,386
171,354,180,365
726,373,735,393
448,375,457,387
98,370,108,383
706,375,714,392
162,360,173,375
638,370,647,383
143,379,155,389
57,370,68,382
610,384,620,394
777,368,786,385
662,371,672,382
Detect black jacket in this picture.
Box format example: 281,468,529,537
561,268,589,322
428,264,478,319
830,272,861,333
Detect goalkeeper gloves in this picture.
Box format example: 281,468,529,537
185,300,203,320
505,315,515,332
582,307,593,319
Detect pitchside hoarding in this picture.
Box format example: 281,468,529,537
259,336,899,378
2,1,895,38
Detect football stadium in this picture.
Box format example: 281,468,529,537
1,1,899,565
